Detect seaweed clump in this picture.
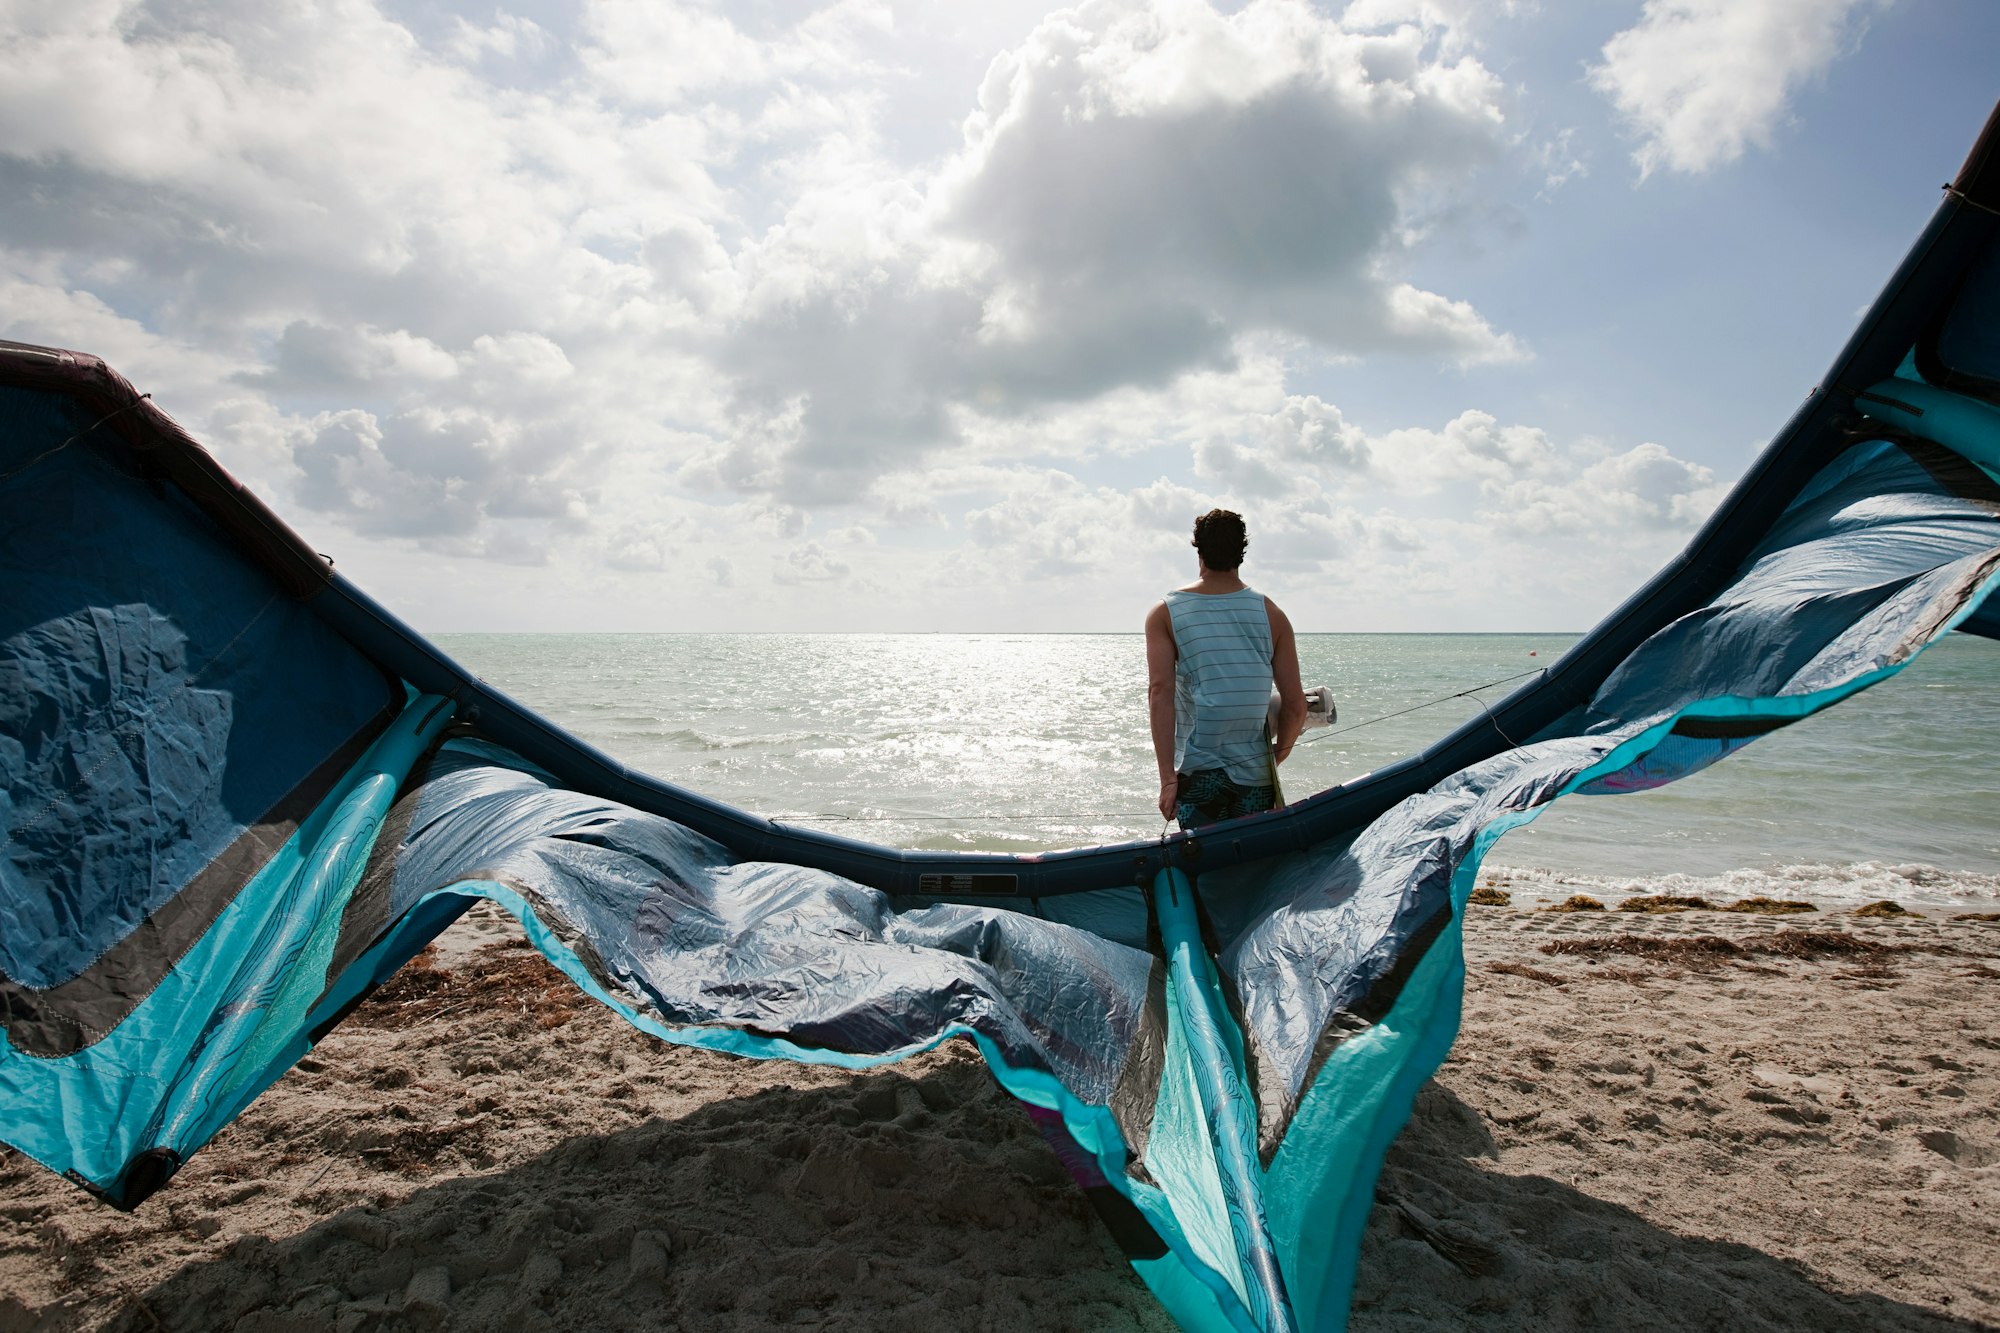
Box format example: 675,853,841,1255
1468,885,1512,907
1950,911,2000,923
1541,928,1926,968
353,940,584,1033
1617,894,1715,914
1722,897,1817,915
1759,930,1886,959
1541,934,1743,965
1542,895,1605,913
1853,899,1922,919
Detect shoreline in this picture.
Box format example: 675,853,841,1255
3,897,1994,1331
1476,861,2000,917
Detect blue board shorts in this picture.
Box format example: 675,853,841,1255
1175,768,1275,830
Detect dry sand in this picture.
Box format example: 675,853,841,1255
2,887,1995,1332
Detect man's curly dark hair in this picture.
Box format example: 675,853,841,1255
1192,509,1248,571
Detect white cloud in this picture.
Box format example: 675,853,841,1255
0,271,240,410
0,0,1728,631
1337,0,1533,55
894,377,1729,628
579,0,896,111
706,0,1526,504
940,1,1520,362
247,322,459,392
1373,409,1558,494
293,406,536,540
1482,440,1724,534
445,13,554,67
601,523,675,572
772,540,854,585
1194,394,1371,497
1590,0,1888,177
1528,126,1587,196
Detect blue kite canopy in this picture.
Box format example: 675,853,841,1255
4,104,2000,1333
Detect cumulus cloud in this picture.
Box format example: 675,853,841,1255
941,3,1518,362
0,0,740,555
245,322,459,393
0,0,1716,631
1372,409,1558,494
445,13,555,68
1194,395,1370,496
712,0,1526,504
1590,0,1888,177
0,1,626,318
291,402,589,539
1338,0,1533,54
1195,398,1571,502
1482,441,1724,534
772,540,853,584
580,0,896,111
0,271,240,412
902,381,1729,627
294,409,482,540
602,523,675,573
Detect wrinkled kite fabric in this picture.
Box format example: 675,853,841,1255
5,106,2000,1333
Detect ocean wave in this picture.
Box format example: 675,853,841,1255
1484,860,2000,908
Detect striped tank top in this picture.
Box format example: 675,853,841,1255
1165,587,1274,785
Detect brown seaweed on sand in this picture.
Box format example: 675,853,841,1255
1468,886,1512,907
1539,929,1956,972
1617,895,1716,914
1721,897,1818,915
1541,895,1606,913
1852,900,1922,919
1759,930,1893,959
1540,934,1745,966
356,941,585,1034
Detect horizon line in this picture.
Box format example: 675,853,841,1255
422,628,1591,637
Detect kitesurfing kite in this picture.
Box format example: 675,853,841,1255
4,101,1999,1333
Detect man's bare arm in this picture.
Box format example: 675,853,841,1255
1268,600,1307,764
1144,602,1179,820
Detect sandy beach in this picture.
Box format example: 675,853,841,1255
3,883,1994,1332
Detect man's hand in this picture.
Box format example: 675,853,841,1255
1158,775,1178,822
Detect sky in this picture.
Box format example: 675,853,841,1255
2,0,1995,633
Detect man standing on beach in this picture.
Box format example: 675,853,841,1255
1146,509,1307,828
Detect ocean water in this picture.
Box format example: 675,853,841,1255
431,632,2000,907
